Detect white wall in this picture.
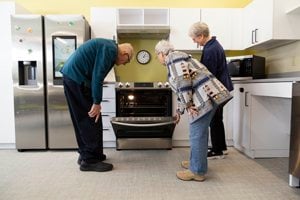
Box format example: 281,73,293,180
0,2,16,148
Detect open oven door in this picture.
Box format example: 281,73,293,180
111,117,176,150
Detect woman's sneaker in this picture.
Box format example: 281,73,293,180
207,151,225,159
176,170,206,182
181,160,189,169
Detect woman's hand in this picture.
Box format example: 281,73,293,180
187,106,199,117
88,103,101,123
174,112,181,124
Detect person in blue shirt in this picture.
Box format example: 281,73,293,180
61,38,133,172
189,22,233,159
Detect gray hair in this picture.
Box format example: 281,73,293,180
188,22,210,38
155,40,174,55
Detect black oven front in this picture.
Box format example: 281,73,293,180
111,82,176,150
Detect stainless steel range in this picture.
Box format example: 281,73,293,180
111,82,176,150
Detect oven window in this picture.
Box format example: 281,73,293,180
116,89,172,117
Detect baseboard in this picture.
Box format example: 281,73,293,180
0,143,16,149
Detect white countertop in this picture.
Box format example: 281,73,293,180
233,77,300,83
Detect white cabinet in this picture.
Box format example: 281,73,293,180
102,83,116,147
90,7,117,40
233,84,251,152
169,8,201,51
223,96,234,145
169,8,243,51
286,0,300,14
172,93,189,147
233,82,292,158
117,8,169,25
0,2,29,148
243,0,300,49
201,8,243,50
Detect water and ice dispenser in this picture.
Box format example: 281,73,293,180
18,61,37,86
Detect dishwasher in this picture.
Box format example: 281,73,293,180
289,82,300,187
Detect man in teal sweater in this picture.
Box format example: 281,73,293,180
61,38,133,172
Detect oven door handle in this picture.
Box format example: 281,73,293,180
111,120,175,127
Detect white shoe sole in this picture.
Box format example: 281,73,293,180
207,155,225,160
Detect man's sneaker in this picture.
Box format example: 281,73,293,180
181,160,189,169
80,161,113,172
176,170,205,182
77,154,106,165
207,151,225,159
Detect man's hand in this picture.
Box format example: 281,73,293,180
88,103,101,123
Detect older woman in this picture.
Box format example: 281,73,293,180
189,22,233,159
155,40,231,181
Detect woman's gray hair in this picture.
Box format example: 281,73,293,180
155,40,174,55
188,22,210,38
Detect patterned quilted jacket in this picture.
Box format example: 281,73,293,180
165,51,232,122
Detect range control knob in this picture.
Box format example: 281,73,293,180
157,82,163,88
118,82,123,88
164,82,170,87
125,82,130,88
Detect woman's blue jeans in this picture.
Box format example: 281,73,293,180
189,105,217,175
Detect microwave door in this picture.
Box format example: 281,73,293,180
227,59,241,77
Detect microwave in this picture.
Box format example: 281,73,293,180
226,55,265,79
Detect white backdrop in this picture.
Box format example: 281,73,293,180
0,2,16,148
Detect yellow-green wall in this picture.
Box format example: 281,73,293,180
115,39,168,82
115,37,252,82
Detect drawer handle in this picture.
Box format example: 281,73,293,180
245,92,249,107
111,120,175,127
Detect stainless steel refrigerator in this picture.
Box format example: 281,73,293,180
11,14,90,150
11,15,47,151
44,15,90,149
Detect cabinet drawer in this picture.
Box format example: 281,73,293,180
102,113,115,128
101,99,115,112
103,84,115,98
103,128,116,141
250,82,292,98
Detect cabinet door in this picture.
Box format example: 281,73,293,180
252,0,273,45
201,8,243,50
243,2,255,48
169,8,201,50
232,84,251,151
223,96,234,143
250,96,291,153
171,93,189,146
241,90,251,150
243,0,273,48
90,7,117,40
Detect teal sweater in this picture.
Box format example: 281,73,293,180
61,38,117,104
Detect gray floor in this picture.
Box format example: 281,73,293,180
0,147,299,200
